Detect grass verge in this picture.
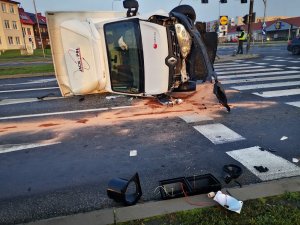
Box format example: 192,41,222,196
118,192,300,225
0,49,52,62
0,64,54,76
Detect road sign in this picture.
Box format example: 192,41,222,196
262,28,266,36
262,22,267,28
220,16,228,25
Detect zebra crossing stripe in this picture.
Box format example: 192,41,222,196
217,68,282,75
270,65,285,67
253,88,300,98
214,62,240,66
275,59,286,62
288,67,300,70
0,87,59,93
254,63,268,65
226,146,300,181
221,74,300,85
231,81,300,91
286,101,300,108
215,66,264,72
263,59,273,61
291,61,300,63
0,142,61,154
193,123,245,145
214,64,253,69
218,70,299,79
179,113,213,123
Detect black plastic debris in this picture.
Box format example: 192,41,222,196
107,172,142,206
159,174,221,200
223,164,243,184
254,166,269,173
37,93,55,100
259,147,277,153
214,80,230,112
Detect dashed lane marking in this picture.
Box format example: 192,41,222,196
221,74,300,85
0,142,61,154
286,101,300,108
179,113,213,123
217,68,282,75
227,146,300,181
231,81,300,91
218,70,299,80
253,88,300,98
0,87,59,93
0,106,134,120
193,123,245,145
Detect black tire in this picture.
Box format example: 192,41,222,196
173,81,196,92
170,5,196,23
292,46,300,55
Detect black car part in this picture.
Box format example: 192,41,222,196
223,164,243,184
123,0,139,17
107,172,142,206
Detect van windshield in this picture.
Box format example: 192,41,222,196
104,19,144,94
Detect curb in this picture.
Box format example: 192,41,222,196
25,176,300,225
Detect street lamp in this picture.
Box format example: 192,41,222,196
32,0,45,58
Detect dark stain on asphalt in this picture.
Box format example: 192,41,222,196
39,123,60,127
3,126,17,129
76,119,89,124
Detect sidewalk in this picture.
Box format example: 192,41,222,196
26,176,300,225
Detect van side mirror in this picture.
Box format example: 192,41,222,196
123,0,139,17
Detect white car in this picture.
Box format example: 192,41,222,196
46,1,229,110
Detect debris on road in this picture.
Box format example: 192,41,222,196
106,95,124,100
292,158,299,163
280,136,288,141
129,150,137,157
213,191,243,214
254,166,269,173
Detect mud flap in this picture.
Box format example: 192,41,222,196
213,80,230,112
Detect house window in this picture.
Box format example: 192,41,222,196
12,21,17,29
27,28,31,35
9,4,14,13
22,27,26,36
8,36,13,45
4,20,10,29
1,3,6,12
0,37,2,45
16,37,20,45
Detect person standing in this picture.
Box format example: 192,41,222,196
237,29,247,54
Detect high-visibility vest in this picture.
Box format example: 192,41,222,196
239,31,247,41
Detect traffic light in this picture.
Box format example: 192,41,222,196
251,12,256,22
242,14,249,25
220,0,227,3
201,0,208,3
241,0,247,3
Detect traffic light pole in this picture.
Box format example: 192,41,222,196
246,0,254,54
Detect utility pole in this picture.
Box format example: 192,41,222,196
262,0,267,44
33,0,45,58
246,0,254,54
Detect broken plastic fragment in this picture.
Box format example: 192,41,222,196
280,136,288,141
106,95,122,100
213,191,243,214
292,158,299,163
130,150,137,157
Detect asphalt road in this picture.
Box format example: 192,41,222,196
0,46,300,224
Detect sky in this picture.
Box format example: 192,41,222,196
18,0,300,22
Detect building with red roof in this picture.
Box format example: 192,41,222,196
18,7,36,49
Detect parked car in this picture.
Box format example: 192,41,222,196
287,36,300,55
46,1,229,110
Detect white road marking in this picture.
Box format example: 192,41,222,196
0,87,59,93
214,62,240,66
275,59,287,62
179,113,213,123
218,70,298,79
286,101,300,108
253,88,300,98
254,63,268,65
0,106,134,121
221,74,300,85
226,146,300,181
217,68,282,75
0,78,57,87
215,66,264,72
270,65,285,67
0,142,61,154
288,67,300,69
263,59,273,61
0,97,63,106
193,123,245,145
232,81,300,91
214,64,253,69
291,61,300,63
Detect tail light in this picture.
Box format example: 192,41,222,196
288,40,292,45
